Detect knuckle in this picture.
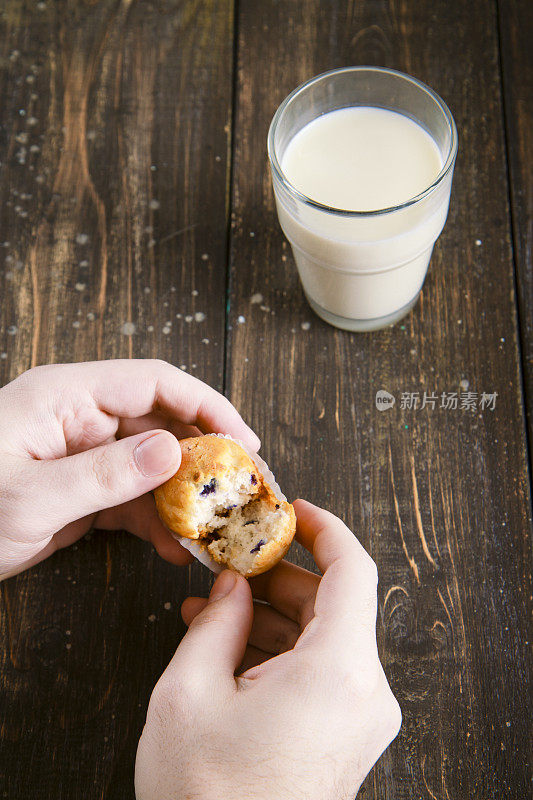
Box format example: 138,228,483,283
7,367,46,405
209,388,236,415
23,363,65,391
189,607,223,636
0,460,35,523
5,365,70,421
89,448,120,497
221,392,236,409
20,364,51,383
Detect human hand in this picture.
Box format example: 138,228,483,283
0,359,260,579
135,499,401,800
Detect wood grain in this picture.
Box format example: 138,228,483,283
227,1,532,798
0,1,233,797
0,0,531,797
498,0,533,448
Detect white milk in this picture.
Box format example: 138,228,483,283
274,107,452,327
281,107,442,212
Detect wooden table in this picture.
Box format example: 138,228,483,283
0,2,531,797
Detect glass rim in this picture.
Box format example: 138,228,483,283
267,66,458,217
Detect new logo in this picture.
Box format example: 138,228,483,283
375,390,395,411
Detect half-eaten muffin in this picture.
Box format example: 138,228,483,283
154,435,296,577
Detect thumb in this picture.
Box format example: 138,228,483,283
31,430,181,529
170,571,253,687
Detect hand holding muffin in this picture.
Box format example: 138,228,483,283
0,359,259,579
135,500,402,800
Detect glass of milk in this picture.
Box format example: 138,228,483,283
268,67,458,331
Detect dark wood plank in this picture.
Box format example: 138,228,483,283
498,0,533,450
228,1,532,798
0,1,233,797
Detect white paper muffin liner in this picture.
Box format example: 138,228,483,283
171,433,287,573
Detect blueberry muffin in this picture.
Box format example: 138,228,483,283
154,435,296,577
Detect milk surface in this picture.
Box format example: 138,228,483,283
281,107,442,212
273,106,452,325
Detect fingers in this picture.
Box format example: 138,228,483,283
68,359,260,451
117,413,203,442
29,430,182,530
293,499,379,647
181,596,209,622
249,560,320,627
181,500,378,668
182,596,299,655
249,603,300,654
95,494,194,566
237,644,272,674
168,571,253,691
294,499,372,573
150,518,195,566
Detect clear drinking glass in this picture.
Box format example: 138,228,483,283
267,66,458,332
